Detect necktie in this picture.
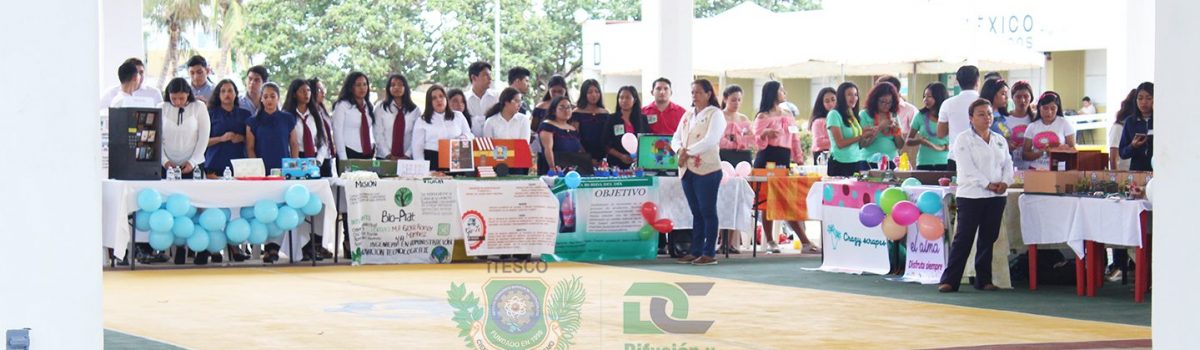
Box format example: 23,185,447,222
358,104,373,158
300,113,316,157
391,107,406,158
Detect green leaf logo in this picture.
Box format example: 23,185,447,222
394,187,413,207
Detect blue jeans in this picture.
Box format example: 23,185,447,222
682,170,722,257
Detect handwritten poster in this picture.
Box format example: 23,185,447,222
344,179,459,264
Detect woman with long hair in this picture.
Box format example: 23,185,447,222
160,78,211,179
331,72,375,159
374,74,421,161
980,78,1016,153
826,82,872,177
906,82,951,170
1006,80,1035,169
751,81,816,254
573,79,611,164
670,79,726,265
603,86,650,169
447,88,475,131
1108,88,1138,170
538,96,585,174
412,85,473,171
859,82,905,167
718,85,754,167
1021,91,1076,170
283,79,332,171
532,75,571,173
808,87,836,162
205,79,249,178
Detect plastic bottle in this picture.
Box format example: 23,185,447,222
223,166,233,180
193,165,203,180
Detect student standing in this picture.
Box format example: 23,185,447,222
412,85,473,170
1006,80,1036,169
939,99,1013,293
284,79,332,166
671,80,727,266
572,79,611,164
826,82,872,177
246,83,299,171
160,78,210,178
186,55,213,103
465,61,499,136
808,87,837,162
938,65,981,170
906,82,951,170
237,65,269,115
204,79,249,177
859,82,905,166
1021,91,1077,170
483,87,531,140
533,75,571,173
752,81,815,254
101,58,160,108
507,67,533,114
374,74,421,160
718,85,754,167
642,77,687,135
1108,89,1138,171
602,86,650,169
332,72,375,160
538,97,585,174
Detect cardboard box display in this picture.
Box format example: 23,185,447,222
1022,170,1083,194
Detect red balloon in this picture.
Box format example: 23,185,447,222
652,218,674,233
641,202,659,223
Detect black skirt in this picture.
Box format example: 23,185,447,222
753,146,792,168
719,149,753,166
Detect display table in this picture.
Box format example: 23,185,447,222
658,176,755,233
102,179,338,263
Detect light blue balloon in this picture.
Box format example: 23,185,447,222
285,184,311,209
221,208,232,220
165,194,191,217
171,216,195,238
137,189,163,212
902,177,923,188
266,222,284,238
187,229,210,252
301,195,323,216
135,210,152,231
149,209,174,232
206,229,227,254
148,232,174,251
239,206,256,220
185,205,197,218
199,209,228,232
254,200,279,223
225,218,251,244
564,171,582,189
248,223,269,244
249,221,268,243
275,206,301,230
173,236,187,247
917,191,943,215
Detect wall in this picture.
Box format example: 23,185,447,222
1047,50,1085,111
99,0,146,92
1155,0,1200,346
0,0,103,349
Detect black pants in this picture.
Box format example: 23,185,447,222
827,159,865,177
940,196,1007,289
916,164,949,171
345,147,374,160
753,146,791,168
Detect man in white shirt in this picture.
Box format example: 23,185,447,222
99,58,161,109
237,65,269,116
937,65,981,170
507,66,532,114
1080,96,1097,115
465,61,498,136
187,55,214,103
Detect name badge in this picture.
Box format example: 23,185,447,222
613,124,625,135
647,114,658,124
787,125,800,134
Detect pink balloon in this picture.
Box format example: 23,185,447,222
881,213,907,241
621,133,639,154
891,201,920,226
735,161,752,177
918,214,945,241
720,162,734,185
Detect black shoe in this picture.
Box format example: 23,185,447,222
301,253,324,262
316,246,335,259
194,252,210,265
263,250,280,263
210,252,223,263
173,247,187,265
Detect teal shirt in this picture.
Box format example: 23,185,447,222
909,111,949,166
825,109,864,163
858,110,900,160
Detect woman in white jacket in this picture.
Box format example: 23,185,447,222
159,78,210,178
670,79,727,266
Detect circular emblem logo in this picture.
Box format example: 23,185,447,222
394,187,413,207
462,210,487,249
431,245,449,263
489,284,543,334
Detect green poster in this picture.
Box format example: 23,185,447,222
545,177,659,261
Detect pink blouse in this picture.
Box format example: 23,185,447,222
811,118,830,152
719,119,755,151
753,114,804,163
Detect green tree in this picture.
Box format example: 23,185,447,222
145,0,210,87
694,0,819,17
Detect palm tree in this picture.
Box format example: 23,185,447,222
209,0,246,77
145,0,209,87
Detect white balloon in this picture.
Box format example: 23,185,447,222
720,162,734,184
621,133,639,154
1144,179,1154,203
735,161,753,177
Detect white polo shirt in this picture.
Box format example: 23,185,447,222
465,88,498,136
938,89,980,160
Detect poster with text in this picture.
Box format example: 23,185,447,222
546,177,658,262
455,179,559,256
811,205,892,275
345,178,459,264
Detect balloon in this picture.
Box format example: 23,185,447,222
276,206,301,230
917,214,945,241
221,208,232,220
735,161,752,177
916,191,943,214
891,201,920,226
881,214,907,241
285,184,311,208
134,210,152,231
171,216,195,238
868,153,884,164
165,194,191,217
858,203,885,228
720,162,735,185
239,206,256,220
640,202,658,223
564,171,582,189
248,223,269,244
206,229,227,254
301,195,324,216
185,205,197,218
901,177,922,188
149,209,174,232
199,208,228,232
187,228,210,252
878,188,907,215
137,189,163,212
652,219,674,233
226,219,251,244
266,222,284,238
254,199,279,223
621,133,639,154
244,221,267,244
148,232,174,251
1145,178,1155,203
639,225,656,240
173,236,187,247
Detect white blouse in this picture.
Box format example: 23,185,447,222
291,108,332,161
952,129,1014,199
373,101,421,159
483,112,531,141
159,100,210,167
331,100,375,159
411,111,474,161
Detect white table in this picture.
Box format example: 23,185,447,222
102,179,338,262
657,176,755,233
1018,194,1150,258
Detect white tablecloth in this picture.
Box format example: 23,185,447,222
102,179,338,259
658,176,755,233
1018,194,1149,257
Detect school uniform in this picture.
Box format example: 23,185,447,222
248,109,298,170
332,100,375,159
160,100,211,170
411,111,473,170
373,101,421,159
940,129,1014,290
205,106,251,174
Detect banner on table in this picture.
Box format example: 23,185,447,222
895,188,950,284
344,179,459,264
455,179,559,256
546,177,659,262
810,205,891,275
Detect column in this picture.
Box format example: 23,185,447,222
641,0,694,107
